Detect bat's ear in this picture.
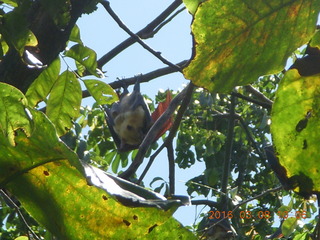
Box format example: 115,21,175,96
151,91,173,140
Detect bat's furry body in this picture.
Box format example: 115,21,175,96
104,77,153,151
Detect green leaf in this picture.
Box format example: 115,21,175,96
150,177,165,187
281,217,297,237
0,109,84,187
83,79,119,105
204,168,219,186
65,44,98,76
293,232,309,240
14,237,28,240
146,217,196,240
69,25,83,44
183,0,319,93
277,205,292,216
0,8,38,55
26,58,61,107
309,30,320,49
182,0,204,15
0,83,31,146
0,34,9,56
271,69,320,195
46,70,82,136
1,0,18,7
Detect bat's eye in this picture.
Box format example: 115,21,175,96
127,125,133,131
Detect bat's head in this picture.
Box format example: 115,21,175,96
114,106,148,146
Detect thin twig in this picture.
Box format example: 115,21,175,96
244,85,273,106
98,0,183,68
0,189,41,240
231,92,272,109
151,7,186,37
234,186,282,209
137,145,166,184
100,1,182,72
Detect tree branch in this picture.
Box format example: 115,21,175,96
191,199,219,208
100,1,182,72
82,60,188,99
150,7,186,38
97,0,183,68
137,83,194,185
167,143,175,195
220,95,236,210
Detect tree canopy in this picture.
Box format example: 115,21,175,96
1,0,320,239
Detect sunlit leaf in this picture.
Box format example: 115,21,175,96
309,30,320,48
184,0,319,92
83,79,118,105
292,232,308,240
14,237,28,240
271,69,320,195
46,70,82,136
65,44,98,76
1,0,18,7
69,25,83,44
0,35,9,57
182,0,204,14
281,217,297,237
26,58,61,107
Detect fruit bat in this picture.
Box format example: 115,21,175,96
103,76,153,152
